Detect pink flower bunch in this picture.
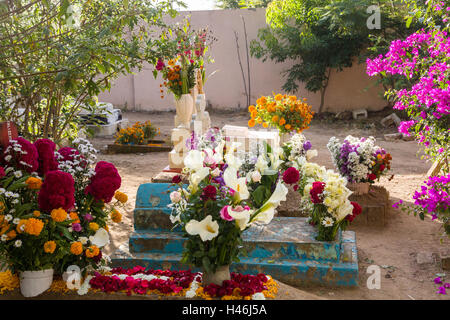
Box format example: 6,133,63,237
38,170,75,211
203,272,268,298
85,161,121,203
34,139,59,176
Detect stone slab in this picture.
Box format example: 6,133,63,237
349,185,389,227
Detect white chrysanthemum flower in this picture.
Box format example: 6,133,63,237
1,235,8,241
322,217,334,227
5,214,13,222
12,218,20,225
252,292,266,300
14,240,22,247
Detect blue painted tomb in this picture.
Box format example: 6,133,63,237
111,183,359,287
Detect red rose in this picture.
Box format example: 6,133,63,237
379,164,385,171
201,185,217,201
368,173,377,181
85,161,121,203
351,201,362,216
282,167,300,185
310,181,326,204
38,170,75,211
172,175,182,184
34,139,59,176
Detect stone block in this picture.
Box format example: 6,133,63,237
384,133,402,141
352,109,368,120
380,113,401,127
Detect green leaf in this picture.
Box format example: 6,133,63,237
202,256,211,273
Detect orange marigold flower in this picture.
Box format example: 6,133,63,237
285,124,292,130
25,177,42,190
69,212,80,224
248,105,256,113
6,230,16,240
248,119,256,128
250,110,258,119
114,191,128,204
16,219,27,234
33,211,41,217
51,208,67,222
44,241,56,254
0,202,5,213
262,122,269,128
274,94,283,101
279,118,286,126
110,209,122,223
85,245,100,258
24,218,44,236
89,222,99,231
272,115,279,123
70,242,83,255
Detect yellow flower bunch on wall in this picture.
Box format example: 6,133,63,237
115,120,160,145
248,94,314,134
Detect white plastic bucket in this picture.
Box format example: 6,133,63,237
19,269,54,297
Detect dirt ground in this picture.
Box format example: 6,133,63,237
95,110,449,300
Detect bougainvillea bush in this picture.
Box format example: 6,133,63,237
0,137,127,274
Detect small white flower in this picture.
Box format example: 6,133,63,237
12,193,19,198
68,227,73,232
5,215,13,222
170,191,182,203
14,240,22,247
79,237,89,245
9,209,15,213
13,147,21,152
4,155,12,162
0,188,5,194
12,218,20,225
251,292,266,300
4,191,13,197
12,199,19,204
251,171,262,183
322,217,334,227
1,234,8,241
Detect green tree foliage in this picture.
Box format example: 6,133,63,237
216,0,271,9
0,0,183,143
250,0,420,112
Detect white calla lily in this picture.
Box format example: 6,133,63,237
88,228,110,248
255,155,269,173
252,205,276,225
184,150,205,172
266,181,288,206
228,207,252,231
223,167,249,200
185,215,219,242
189,167,210,187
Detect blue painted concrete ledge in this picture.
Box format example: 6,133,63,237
111,183,359,287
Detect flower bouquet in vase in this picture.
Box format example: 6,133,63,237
169,136,289,286
248,94,314,144
327,136,392,195
286,158,362,241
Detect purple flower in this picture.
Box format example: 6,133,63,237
84,213,94,222
445,283,450,289
436,286,447,295
434,277,443,284
72,223,82,232
392,200,403,208
303,141,312,151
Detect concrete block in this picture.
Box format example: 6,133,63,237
384,133,402,141
352,109,368,120
381,113,401,127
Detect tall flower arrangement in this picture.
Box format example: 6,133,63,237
248,94,314,135
327,136,392,184
154,18,215,100
169,136,289,283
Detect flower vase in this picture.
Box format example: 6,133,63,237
202,265,231,286
347,182,370,195
19,268,54,297
174,94,194,129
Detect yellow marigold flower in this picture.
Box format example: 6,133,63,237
110,209,122,223
44,241,56,254
70,242,83,255
24,218,44,236
114,191,128,204
25,177,42,190
6,230,16,240
274,94,283,101
51,208,67,222
85,245,100,258
69,212,80,224
16,219,27,234
248,119,256,128
89,222,99,231
33,210,41,217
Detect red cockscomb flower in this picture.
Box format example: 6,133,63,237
3,137,38,173
34,139,59,176
201,185,217,201
282,167,300,185
85,161,121,203
310,181,326,204
0,166,5,178
58,147,80,162
38,170,75,211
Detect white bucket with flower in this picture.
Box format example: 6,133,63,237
19,268,54,297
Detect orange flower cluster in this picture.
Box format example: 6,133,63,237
25,177,42,190
51,208,67,223
115,121,160,145
110,209,122,223
24,218,44,236
248,94,314,134
70,242,83,255
159,59,183,99
86,245,100,258
44,241,57,254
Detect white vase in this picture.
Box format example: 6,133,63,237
195,94,206,120
20,268,54,297
174,94,194,129
348,182,370,195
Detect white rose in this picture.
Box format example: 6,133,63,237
251,171,262,183
170,191,182,203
